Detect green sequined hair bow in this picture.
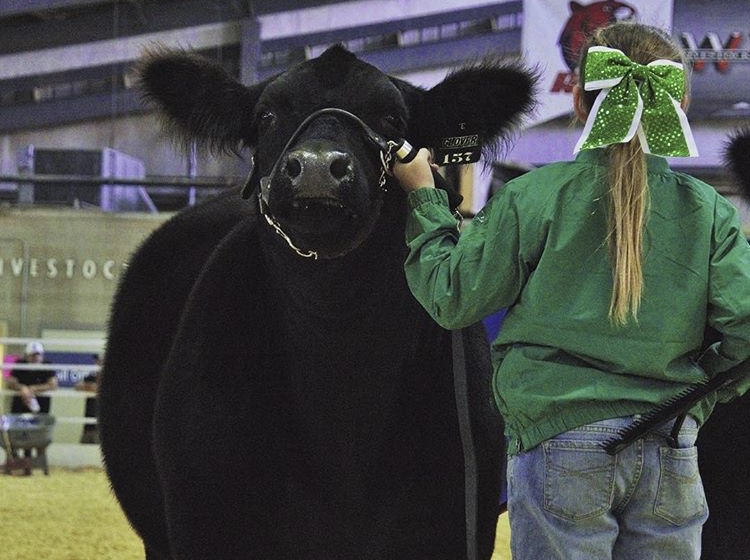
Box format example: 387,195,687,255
574,46,698,157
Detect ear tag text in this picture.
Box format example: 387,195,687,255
435,133,481,165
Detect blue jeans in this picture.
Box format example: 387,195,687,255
507,416,707,559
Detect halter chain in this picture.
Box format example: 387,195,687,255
256,109,396,260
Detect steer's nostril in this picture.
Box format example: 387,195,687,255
286,157,302,179
329,155,352,180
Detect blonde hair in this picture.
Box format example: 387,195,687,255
578,22,689,325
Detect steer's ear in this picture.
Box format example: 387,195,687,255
725,127,750,202
137,47,266,154
407,59,537,162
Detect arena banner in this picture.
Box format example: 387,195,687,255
521,0,674,125
673,0,750,121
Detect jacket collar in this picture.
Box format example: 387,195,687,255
575,148,670,174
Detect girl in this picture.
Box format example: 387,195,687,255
393,22,750,559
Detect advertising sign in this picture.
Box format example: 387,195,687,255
674,0,750,120
522,0,674,125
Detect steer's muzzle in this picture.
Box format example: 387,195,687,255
282,147,354,197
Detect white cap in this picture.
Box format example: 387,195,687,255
25,341,44,355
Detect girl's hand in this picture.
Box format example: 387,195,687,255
392,148,437,193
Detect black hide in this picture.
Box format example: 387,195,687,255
697,128,750,560
724,127,750,202
698,391,750,560
99,45,535,560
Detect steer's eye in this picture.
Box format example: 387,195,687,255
257,110,277,135
382,114,405,132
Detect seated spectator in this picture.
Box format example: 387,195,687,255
3,341,57,469
5,341,57,414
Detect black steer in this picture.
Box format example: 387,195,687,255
697,126,750,560
99,45,535,560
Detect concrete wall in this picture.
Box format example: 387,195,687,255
0,206,168,338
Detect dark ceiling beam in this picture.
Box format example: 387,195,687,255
0,28,521,132
0,89,143,132
0,0,352,55
0,0,237,55
0,0,350,21
0,1,523,132
0,0,114,18
1,1,521,79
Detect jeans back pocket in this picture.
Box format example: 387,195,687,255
654,446,707,526
543,440,616,521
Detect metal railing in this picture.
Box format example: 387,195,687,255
0,173,243,212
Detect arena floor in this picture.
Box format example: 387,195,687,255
0,467,143,559
0,467,512,559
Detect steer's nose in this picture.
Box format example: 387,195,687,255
282,149,354,194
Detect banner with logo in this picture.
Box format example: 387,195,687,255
674,0,750,120
521,0,674,125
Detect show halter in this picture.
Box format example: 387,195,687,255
573,46,698,157
241,108,417,259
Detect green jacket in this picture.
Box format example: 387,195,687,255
404,149,750,454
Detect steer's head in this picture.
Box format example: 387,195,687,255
138,45,536,259
247,48,410,258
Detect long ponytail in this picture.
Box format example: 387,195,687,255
606,140,648,325
578,23,688,325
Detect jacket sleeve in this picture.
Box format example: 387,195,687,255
701,196,750,402
403,186,541,330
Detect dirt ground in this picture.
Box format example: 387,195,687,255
0,467,511,559
0,467,143,559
